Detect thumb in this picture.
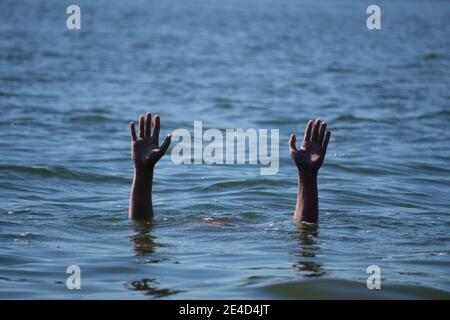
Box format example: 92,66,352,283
159,133,172,156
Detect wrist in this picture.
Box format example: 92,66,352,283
297,168,318,184
133,165,154,181
134,161,154,172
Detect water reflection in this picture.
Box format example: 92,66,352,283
127,278,182,298
127,221,182,298
292,224,326,277
129,221,155,256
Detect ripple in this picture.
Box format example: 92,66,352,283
0,165,129,184
262,278,450,299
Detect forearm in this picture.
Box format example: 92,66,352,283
128,167,154,220
294,170,318,223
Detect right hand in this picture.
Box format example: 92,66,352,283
130,113,171,170
289,119,331,174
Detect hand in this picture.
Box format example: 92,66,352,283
289,119,331,174
130,113,171,170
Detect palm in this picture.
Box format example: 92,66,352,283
295,141,324,170
133,136,162,165
130,113,171,168
289,119,331,172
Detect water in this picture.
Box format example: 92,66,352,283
1,0,449,299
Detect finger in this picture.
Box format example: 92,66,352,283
145,112,151,137
159,133,171,156
152,115,160,140
289,133,297,151
318,122,327,145
130,122,137,142
303,120,313,143
312,119,321,143
138,115,145,138
322,130,331,153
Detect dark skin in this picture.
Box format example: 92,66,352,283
289,119,331,224
129,113,171,220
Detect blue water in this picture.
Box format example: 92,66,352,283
0,0,449,299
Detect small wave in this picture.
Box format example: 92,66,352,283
202,216,236,227
324,66,358,74
0,91,57,100
213,96,235,109
422,52,444,61
1,50,33,62
331,114,396,124
68,113,116,124
413,109,450,120
261,278,450,299
255,118,299,126
204,178,287,191
326,162,399,176
0,76,24,83
0,165,129,184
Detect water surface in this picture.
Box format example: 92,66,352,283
0,0,449,299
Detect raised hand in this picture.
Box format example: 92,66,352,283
289,119,331,224
129,113,171,220
130,113,171,169
289,119,331,174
